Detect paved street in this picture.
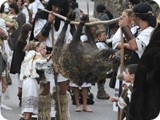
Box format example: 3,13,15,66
1,74,117,120
1,1,118,120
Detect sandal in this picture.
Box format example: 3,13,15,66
83,107,93,112
75,107,81,112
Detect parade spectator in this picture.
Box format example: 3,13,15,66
96,4,113,38
10,23,32,107
21,0,31,23
0,2,18,33
95,28,110,100
119,2,156,58
110,64,138,120
8,2,26,49
0,18,8,112
28,0,44,24
111,8,139,111
128,0,140,9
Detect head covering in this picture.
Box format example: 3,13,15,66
96,4,106,13
133,2,156,27
95,29,106,38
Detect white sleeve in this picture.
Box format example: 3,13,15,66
96,43,106,50
31,2,38,19
135,27,154,58
0,18,8,36
111,28,121,49
65,24,73,43
34,19,47,38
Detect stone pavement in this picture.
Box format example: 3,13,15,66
1,74,117,120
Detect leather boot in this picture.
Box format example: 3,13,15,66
97,80,110,99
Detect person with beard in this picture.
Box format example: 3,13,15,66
30,0,72,120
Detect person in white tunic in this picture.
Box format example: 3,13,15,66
111,6,156,112
30,0,72,120
0,18,7,113
28,0,44,23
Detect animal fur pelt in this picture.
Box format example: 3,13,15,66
38,82,52,120
53,91,71,120
53,14,118,85
129,22,160,120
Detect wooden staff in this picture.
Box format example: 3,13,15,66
51,23,62,120
117,29,124,120
86,0,89,16
39,8,119,26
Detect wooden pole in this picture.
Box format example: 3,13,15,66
39,8,119,26
117,29,124,120
87,0,89,16
51,23,62,120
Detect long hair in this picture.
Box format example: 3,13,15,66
9,2,19,14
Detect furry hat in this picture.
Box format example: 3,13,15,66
45,0,70,17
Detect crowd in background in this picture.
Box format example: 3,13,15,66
0,0,159,120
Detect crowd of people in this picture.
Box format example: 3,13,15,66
0,0,160,120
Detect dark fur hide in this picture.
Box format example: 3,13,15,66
53,14,118,85
129,23,160,120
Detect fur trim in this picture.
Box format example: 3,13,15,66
38,93,52,120
54,91,71,120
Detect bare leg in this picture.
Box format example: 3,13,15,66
73,87,81,112
58,80,69,95
17,74,23,106
82,88,92,112
17,87,22,107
